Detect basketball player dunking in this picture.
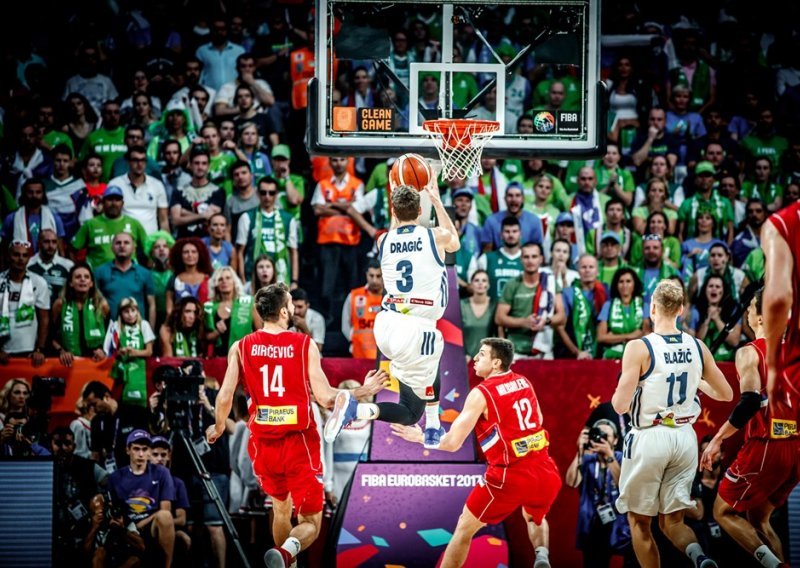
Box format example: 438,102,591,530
207,283,388,568
760,200,800,429
612,279,733,568
701,289,798,568
326,179,460,449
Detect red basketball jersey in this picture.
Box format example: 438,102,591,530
475,371,550,472
238,330,314,439
768,202,800,371
742,338,771,440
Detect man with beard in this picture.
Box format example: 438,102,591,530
635,234,680,305
3,177,66,254
731,199,767,267
27,228,74,304
477,217,523,301
740,107,789,176
481,182,543,252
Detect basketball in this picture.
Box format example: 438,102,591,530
390,153,434,191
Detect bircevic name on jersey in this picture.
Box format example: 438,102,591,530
379,225,448,320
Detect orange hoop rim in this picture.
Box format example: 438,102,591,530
422,119,501,137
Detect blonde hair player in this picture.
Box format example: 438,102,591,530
324,171,460,449
612,279,733,568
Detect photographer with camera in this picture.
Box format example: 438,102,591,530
85,493,146,567
51,426,108,563
0,410,50,456
85,381,145,472
565,419,633,568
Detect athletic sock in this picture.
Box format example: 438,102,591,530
281,536,301,558
535,546,549,560
686,543,704,565
356,403,379,420
753,545,781,568
425,403,440,430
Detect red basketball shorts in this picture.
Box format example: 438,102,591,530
718,438,800,512
248,428,324,516
466,453,561,525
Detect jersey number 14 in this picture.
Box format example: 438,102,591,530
261,364,285,397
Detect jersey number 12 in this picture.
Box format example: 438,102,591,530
513,398,537,430
261,364,285,397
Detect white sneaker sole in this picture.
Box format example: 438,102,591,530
324,390,352,443
264,549,287,568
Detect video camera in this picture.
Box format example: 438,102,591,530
165,360,204,404
28,376,66,412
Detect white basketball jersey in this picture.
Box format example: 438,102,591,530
379,224,448,320
630,332,704,429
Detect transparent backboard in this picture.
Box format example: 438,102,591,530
308,0,604,159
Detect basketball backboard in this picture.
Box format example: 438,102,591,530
308,0,604,159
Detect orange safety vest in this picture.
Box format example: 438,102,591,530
349,286,383,359
290,47,315,110
311,156,356,183
317,175,362,246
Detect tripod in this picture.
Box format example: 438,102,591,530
172,428,252,568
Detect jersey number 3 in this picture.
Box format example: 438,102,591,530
513,398,537,431
396,260,414,293
665,371,688,406
261,364,285,397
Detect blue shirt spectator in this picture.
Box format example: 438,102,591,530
95,259,156,318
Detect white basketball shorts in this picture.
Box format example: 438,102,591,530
373,309,443,400
616,424,697,516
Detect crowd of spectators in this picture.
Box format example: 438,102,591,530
0,0,798,565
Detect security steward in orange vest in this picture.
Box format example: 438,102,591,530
342,259,384,358
311,156,364,327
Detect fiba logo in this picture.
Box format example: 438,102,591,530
533,112,555,133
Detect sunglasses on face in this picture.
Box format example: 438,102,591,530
259,190,278,196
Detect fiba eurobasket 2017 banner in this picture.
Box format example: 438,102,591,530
334,462,508,567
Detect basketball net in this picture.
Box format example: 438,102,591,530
423,119,500,181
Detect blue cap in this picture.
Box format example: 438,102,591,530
451,187,474,200
600,231,622,244
126,429,152,447
151,436,171,449
103,185,124,199
555,212,574,225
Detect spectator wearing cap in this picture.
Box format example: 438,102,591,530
481,182,544,253
585,198,635,260
108,144,169,233
0,240,50,365
569,167,610,255
108,429,176,567
554,212,581,267
70,185,148,269
94,231,156,327
597,231,627,290
450,187,482,290
634,234,680,305
146,106,192,166
677,161,735,245
270,144,304,224
3,177,66,254
170,146,226,239
44,145,84,239
149,436,192,556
